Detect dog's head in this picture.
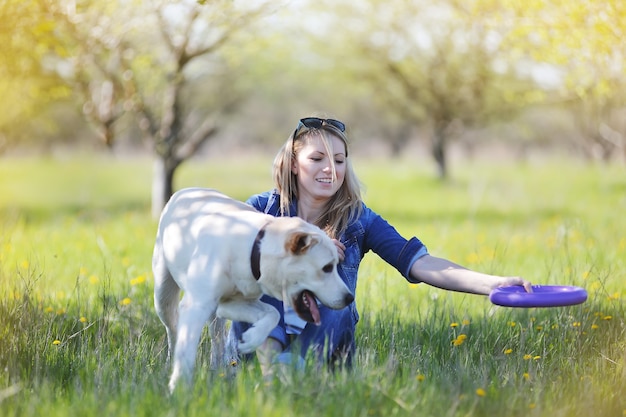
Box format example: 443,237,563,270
259,219,354,325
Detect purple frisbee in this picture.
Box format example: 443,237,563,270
489,285,588,308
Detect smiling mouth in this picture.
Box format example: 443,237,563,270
316,178,333,183
293,290,321,325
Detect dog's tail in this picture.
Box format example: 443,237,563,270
153,232,180,361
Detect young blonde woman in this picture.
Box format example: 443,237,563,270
230,117,532,373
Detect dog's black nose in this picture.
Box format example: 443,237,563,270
344,293,355,305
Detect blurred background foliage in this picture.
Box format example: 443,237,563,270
1,0,624,200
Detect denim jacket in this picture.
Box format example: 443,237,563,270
247,190,429,328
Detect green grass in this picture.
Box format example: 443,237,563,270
0,153,624,416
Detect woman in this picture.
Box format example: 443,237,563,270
231,116,532,374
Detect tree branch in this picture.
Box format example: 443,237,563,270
174,115,219,161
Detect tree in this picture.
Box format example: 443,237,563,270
472,0,626,161
37,0,274,217
301,0,539,179
0,0,71,151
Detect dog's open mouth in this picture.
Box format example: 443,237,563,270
293,290,321,325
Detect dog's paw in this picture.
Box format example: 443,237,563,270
238,332,264,354
237,340,257,354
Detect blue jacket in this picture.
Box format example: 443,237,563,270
247,190,429,328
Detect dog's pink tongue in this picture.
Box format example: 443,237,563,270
305,292,321,325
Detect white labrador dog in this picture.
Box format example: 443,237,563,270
153,188,354,392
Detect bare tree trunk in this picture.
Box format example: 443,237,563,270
151,156,176,219
389,124,412,158
432,124,447,180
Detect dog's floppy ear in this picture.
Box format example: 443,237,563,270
286,231,319,255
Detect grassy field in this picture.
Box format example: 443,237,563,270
0,153,624,417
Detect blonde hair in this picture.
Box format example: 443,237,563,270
272,125,363,239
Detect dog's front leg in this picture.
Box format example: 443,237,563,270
217,299,280,354
169,297,215,393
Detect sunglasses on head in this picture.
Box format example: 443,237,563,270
296,117,346,133
292,117,348,156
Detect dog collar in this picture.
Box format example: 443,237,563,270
250,224,268,280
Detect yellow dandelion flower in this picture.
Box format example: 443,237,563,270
608,292,620,301
52,340,61,346
603,315,613,321
450,322,459,328
572,322,581,327
466,253,480,264
21,260,29,269
533,355,541,360
79,316,87,323
475,388,486,397
89,275,99,285
591,324,599,330
523,354,532,360
529,403,536,409
535,325,543,331
462,319,470,326
504,348,513,355
120,297,132,306
416,374,426,382
452,338,464,346
44,306,54,313
523,372,530,380
56,308,66,315
457,334,467,341
130,275,147,286
509,321,516,327
230,360,238,367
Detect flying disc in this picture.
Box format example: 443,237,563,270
489,285,588,308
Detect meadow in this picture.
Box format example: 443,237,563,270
0,152,624,417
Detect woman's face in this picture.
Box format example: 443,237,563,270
292,133,347,202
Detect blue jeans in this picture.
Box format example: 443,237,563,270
230,295,355,367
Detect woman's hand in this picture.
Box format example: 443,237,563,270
496,276,533,293
332,239,346,262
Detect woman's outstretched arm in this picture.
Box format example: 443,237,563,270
410,254,532,295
